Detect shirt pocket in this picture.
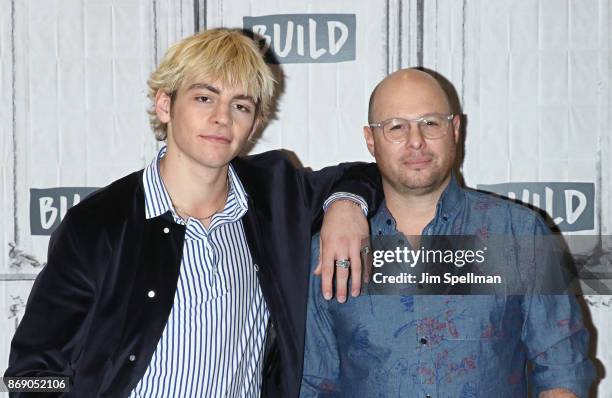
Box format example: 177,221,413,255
417,295,507,341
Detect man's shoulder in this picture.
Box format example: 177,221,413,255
462,187,549,232
231,150,304,198
66,170,144,227
233,149,296,170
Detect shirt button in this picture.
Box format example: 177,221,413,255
420,338,427,345
386,219,392,225
163,227,170,234
425,395,432,398
147,290,156,298
128,354,136,362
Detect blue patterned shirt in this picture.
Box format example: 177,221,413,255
301,176,595,398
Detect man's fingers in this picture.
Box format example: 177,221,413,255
320,236,370,301
318,200,370,302
349,240,362,297
334,257,349,303
361,237,372,283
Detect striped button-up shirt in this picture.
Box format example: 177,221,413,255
130,146,268,397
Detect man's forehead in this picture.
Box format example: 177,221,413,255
373,77,451,117
181,77,254,99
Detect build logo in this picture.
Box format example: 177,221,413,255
244,14,356,63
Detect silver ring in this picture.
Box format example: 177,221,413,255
335,259,351,269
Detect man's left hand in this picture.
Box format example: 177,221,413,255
315,200,369,303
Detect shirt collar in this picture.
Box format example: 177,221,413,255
435,172,464,221
143,145,249,223
371,173,464,234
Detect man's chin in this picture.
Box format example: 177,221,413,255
202,145,243,162
401,172,436,189
192,153,235,169
402,182,437,194
395,172,450,194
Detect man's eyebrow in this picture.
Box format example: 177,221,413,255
187,83,256,103
187,83,220,94
233,94,256,103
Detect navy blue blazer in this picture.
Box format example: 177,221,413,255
5,150,381,397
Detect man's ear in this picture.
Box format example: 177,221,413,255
452,114,461,144
364,126,376,157
155,90,172,124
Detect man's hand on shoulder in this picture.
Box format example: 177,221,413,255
315,200,369,303
539,388,579,398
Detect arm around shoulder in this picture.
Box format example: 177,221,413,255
297,160,381,224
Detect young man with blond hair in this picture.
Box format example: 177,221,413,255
6,28,379,397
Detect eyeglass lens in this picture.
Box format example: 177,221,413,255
384,115,450,141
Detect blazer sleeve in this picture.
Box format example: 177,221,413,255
295,161,382,228
5,212,98,395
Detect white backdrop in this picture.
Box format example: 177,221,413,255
1,0,610,396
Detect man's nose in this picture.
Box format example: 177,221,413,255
405,123,425,149
211,102,231,125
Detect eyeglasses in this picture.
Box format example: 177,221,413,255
368,113,454,143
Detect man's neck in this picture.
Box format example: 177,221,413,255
384,176,450,236
159,146,229,222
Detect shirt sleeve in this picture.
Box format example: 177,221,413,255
522,295,595,397
300,235,341,398
521,217,596,397
296,160,382,228
322,192,368,217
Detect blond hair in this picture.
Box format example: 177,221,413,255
147,28,276,140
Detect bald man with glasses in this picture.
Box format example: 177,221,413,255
300,69,595,398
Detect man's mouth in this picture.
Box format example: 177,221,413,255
198,134,231,144
403,156,433,168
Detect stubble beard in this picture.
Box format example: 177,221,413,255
385,151,456,196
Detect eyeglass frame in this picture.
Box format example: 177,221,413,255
368,113,455,143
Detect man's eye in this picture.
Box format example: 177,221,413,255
422,119,440,127
195,96,211,102
389,123,408,131
234,103,252,113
